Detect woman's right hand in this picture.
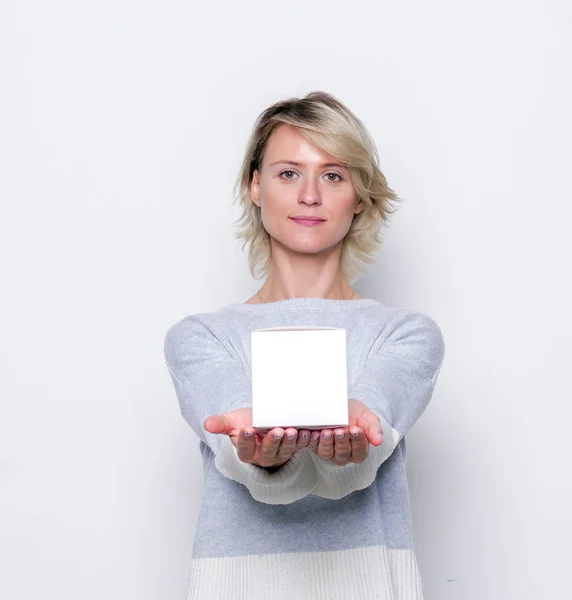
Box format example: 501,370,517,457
204,408,312,469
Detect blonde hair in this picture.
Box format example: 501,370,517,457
232,91,401,285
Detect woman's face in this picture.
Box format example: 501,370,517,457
250,124,364,256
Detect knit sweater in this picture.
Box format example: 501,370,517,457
163,297,446,600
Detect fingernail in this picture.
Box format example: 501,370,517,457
351,431,360,438
335,431,345,439
312,432,320,440
274,432,283,439
324,432,332,440
287,432,297,440
301,432,309,439
243,430,253,437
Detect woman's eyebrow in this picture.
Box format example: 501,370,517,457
269,160,347,169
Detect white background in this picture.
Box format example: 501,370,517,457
1,1,570,599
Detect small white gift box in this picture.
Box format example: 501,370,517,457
251,326,349,431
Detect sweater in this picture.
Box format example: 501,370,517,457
163,297,446,600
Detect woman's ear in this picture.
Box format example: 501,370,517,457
251,170,260,207
354,198,365,215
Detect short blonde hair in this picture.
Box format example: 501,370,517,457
233,91,401,285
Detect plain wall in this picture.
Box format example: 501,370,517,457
1,1,570,598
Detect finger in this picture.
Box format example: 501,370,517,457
296,429,311,450
278,428,298,458
204,415,232,435
317,429,335,460
332,428,351,465
348,426,369,463
259,428,285,462
361,412,383,446
307,430,321,453
236,427,256,462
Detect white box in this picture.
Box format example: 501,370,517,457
251,326,349,431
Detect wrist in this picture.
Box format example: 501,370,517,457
262,465,282,473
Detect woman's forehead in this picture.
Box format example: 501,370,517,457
264,125,339,167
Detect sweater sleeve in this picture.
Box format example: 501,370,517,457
163,315,319,505
308,311,445,500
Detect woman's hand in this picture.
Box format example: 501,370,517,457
204,408,312,469
307,399,384,466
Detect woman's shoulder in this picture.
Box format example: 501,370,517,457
164,308,234,346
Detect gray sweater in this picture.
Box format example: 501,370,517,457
164,297,445,600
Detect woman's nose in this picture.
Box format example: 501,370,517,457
298,176,322,205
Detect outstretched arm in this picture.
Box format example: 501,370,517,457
308,310,446,499
164,316,318,504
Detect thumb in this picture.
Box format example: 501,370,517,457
361,411,383,446
204,414,232,435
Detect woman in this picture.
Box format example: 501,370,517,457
164,91,445,599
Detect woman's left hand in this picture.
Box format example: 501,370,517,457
307,399,383,466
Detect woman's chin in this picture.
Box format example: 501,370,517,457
269,231,342,256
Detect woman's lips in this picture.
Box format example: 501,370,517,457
289,218,326,227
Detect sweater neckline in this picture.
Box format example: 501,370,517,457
223,297,381,312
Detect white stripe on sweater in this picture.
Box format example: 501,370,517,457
186,544,424,600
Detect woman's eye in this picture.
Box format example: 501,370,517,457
280,170,296,179
326,173,343,182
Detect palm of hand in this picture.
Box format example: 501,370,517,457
211,402,377,441
205,407,301,468
204,400,382,466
